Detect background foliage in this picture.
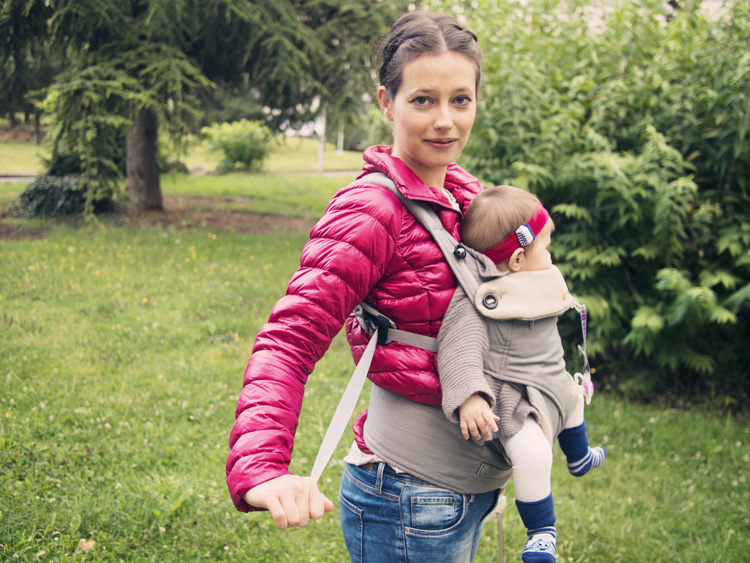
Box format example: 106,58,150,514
449,0,750,406
14,176,115,218
201,120,277,174
3,0,748,401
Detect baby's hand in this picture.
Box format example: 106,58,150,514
459,394,499,441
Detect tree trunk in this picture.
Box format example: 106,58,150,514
336,124,344,154
34,111,42,145
126,107,163,211
317,106,326,174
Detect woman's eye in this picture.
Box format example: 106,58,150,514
455,95,473,106
412,96,430,106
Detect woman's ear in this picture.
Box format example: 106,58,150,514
377,86,393,121
508,248,525,272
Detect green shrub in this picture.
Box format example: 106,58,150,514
16,175,115,217
44,150,84,176
201,119,276,173
461,0,750,404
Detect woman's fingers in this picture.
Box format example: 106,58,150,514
308,484,333,519
288,484,309,528
266,495,294,530
244,474,334,530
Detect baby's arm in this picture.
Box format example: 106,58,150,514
459,393,500,441
437,287,495,425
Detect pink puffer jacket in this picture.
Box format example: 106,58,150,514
227,145,483,511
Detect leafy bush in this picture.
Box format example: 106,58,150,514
16,175,115,217
201,119,276,173
44,150,84,176
461,0,750,405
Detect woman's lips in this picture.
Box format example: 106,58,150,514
425,138,457,149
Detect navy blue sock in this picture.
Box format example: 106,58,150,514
559,421,607,476
516,494,556,563
516,493,556,531
558,421,590,462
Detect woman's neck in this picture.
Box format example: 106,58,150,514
390,148,447,189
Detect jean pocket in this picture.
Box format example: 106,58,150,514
339,492,364,563
403,487,466,534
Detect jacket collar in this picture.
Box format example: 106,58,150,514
360,145,482,212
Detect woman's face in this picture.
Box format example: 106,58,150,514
378,52,477,188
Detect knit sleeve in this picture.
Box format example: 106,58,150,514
436,287,494,424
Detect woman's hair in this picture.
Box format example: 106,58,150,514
461,185,543,254
378,11,483,98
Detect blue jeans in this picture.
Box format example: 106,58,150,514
339,462,500,563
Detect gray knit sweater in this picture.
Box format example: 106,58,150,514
437,258,580,445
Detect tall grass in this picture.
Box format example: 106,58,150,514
1,174,749,561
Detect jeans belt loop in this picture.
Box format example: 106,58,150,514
375,461,386,495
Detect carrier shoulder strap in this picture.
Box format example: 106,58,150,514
309,172,468,481
359,172,481,300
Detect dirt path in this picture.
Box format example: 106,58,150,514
0,195,316,240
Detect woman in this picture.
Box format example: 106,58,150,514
227,11,511,562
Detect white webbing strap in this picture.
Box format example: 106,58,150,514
386,328,438,353
310,173,472,480
356,300,438,352
310,328,379,483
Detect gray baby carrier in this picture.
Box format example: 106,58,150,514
353,173,589,426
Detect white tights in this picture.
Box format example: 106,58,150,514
501,397,585,502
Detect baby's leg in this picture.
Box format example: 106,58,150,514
501,417,556,563
501,416,552,502
558,397,607,477
565,394,585,429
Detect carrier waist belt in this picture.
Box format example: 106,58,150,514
363,385,512,494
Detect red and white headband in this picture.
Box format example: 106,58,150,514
481,203,549,264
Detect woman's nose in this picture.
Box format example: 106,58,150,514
434,104,453,130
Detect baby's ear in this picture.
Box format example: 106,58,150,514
508,248,525,272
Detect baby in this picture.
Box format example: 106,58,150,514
438,185,607,563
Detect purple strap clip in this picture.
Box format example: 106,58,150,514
575,304,594,404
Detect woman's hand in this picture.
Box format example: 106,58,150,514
244,474,335,530
459,393,499,441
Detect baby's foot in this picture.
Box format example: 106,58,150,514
522,529,556,563
568,445,607,477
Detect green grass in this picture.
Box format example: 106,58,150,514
0,182,25,207
1,175,749,562
0,136,362,178
266,137,363,172
0,143,50,176
160,172,346,221
184,136,362,174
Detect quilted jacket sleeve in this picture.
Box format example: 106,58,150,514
226,184,401,512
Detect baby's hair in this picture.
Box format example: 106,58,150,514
378,11,483,99
461,185,544,257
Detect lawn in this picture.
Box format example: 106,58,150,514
0,136,363,178
1,171,749,562
0,142,50,176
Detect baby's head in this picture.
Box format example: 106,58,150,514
460,185,553,272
